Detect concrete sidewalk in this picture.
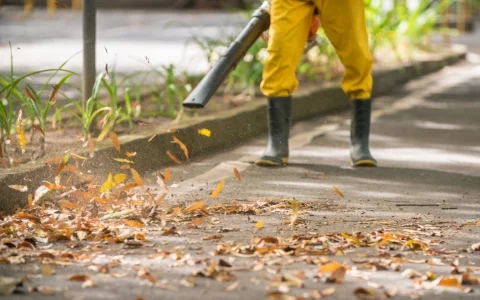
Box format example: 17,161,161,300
1,59,479,300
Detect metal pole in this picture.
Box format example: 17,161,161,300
82,0,96,106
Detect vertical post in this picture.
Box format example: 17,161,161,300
82,0,96,107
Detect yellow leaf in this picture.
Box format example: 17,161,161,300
113,158,134,164
166,151,184,166
126,151,137,157
16,110,26,152
255,221,264,229
8,185,28,192
184,200,206,213
124,220,145,228
114,173,127,184
198,128,211,137
211,179,225,199
173,136,189,161
100,173,116,193
332,186,344,197
233,168,241,181
130,168,144,186
164,167,171,182
110,132,120,152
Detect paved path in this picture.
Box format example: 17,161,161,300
1,59,479,300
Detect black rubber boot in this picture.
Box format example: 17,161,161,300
255,96,292,167
350,99,377,167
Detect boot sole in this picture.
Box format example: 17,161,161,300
351,159,377,167
255,157,288,167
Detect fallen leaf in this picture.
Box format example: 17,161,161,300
148,134,156,142
437,276,462,289
318,262,345,273
130,168,144,186
164,168,171,182
120,164,130,170
173,136,189,160
110,132,120,152
471,242,480,251
189,217,206,227
255,221,264,229
198,128,211,137
42,265,55,276
39,252,55,260
168,128,176,133
124,220,145,228
137,268,156,284
100,173,116,193
180,276,196,288
68,274,89,282
332,186,344,197
225,281,240,292
211,179,225,199
71,153,88,160
166,151,184,165
114,173,127,184
384,288,397,298
59,200,81,210
81,279,96,288
113,158,134,164
354,287,374,298
321,286,336,296
126,151,137,157
202,234,223,240
233,168,241,181
184,201,206,213
8,185,28,192
290,198,299,226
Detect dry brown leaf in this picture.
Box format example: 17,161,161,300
113,158,134,164
225,281,240,292
71,153,88,160
120,164,130,170
173,136,189,160
211,179,225,199
184,200,206,213
68,274,89,282
137,268,157,284
124,220,145,228
16,111,26,152
322,287,336,296
27,194,33,207
166,151,184,165
164,168,171,182
110,132,120,152
8,185,28,192
55,1,68,8
156,173,168,191
15,211,40,223
354,287,374,298
189,217,206,227
88,137,95,157
59,200,80,210
202,233,223,241
290,198,299,226
49,84,60,103
198,128,211,137
126,151,136,157
45,157,64,165
148,134,156,142
130,168,144,186
233,168,241,181
332,186,344,197
255,221,264,229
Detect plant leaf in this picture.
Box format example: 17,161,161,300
114,173,127,184
164,167,171,182
100,173,116,193
211,179,225,199
255,221,264,229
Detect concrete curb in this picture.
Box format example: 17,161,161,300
0,51,466,214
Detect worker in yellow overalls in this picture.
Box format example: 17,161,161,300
255,0,376,167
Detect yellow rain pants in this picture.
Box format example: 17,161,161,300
260,0,373,100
